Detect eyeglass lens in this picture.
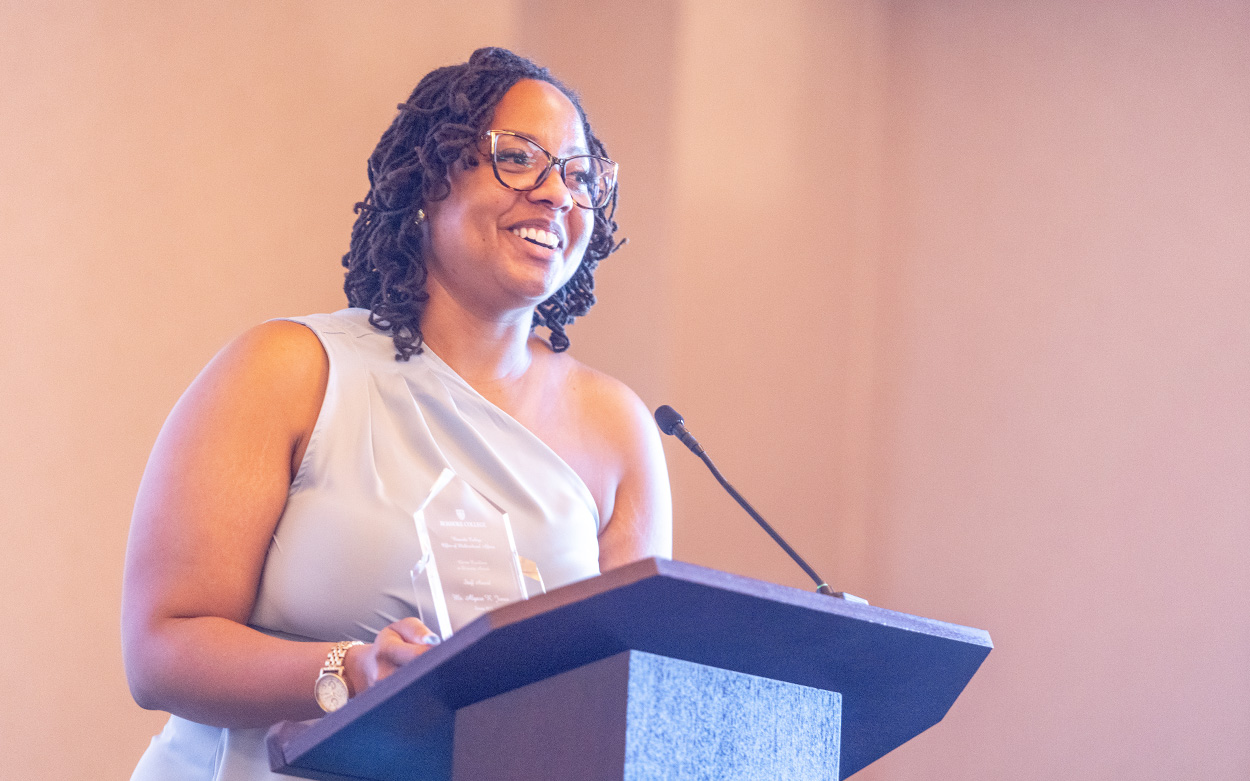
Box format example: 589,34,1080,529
492,133,615,209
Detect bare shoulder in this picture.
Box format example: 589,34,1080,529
536,349,672,565
186,320,326,411
158,319,329,480
209,319,327,385
505,343,673,566
543,350,655,449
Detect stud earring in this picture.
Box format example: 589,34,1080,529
415,208,426,225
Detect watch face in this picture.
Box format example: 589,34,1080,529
315,673,349,713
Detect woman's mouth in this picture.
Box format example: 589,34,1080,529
511,226,560,250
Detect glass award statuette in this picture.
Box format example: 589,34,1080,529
411,469,533,639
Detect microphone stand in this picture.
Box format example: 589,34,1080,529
655,406,867,603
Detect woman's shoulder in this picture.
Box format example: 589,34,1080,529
529,343,672,562
226,319,329,374
232,308,388,374
183,320,329,427
534,344,656,454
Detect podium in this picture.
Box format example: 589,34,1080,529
268,558,992,780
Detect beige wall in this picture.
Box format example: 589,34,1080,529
863,3,1250,778
2,1,1247,778
0,3,517,776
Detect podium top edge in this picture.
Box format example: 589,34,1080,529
487,557,993,649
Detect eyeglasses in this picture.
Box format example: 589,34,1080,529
483,130,618,210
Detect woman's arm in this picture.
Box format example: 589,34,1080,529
121,321,432,728
587,381,673,573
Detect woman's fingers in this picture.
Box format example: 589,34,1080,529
345,618,442,693
375,640,424,676
388,616,441,646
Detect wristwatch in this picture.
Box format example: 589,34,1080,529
314,640,365,713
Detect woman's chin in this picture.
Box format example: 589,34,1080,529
505,261,575,304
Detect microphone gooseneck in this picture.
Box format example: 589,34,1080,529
654,405,865,602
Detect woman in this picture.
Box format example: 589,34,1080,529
123,47,672,779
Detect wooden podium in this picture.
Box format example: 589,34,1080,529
267,558,992,780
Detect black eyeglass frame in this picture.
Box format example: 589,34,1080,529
482,130,618,210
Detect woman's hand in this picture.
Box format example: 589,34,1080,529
345,618,442,694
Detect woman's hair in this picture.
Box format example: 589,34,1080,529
342,47,623,360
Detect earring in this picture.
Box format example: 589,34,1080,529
415,208,426,225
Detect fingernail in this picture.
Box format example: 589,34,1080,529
420,633,442,646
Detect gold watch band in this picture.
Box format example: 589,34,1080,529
321,640,365,675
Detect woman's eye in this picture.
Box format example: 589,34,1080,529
497,150,535,168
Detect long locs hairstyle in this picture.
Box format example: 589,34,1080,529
342,47,623,360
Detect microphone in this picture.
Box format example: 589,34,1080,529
654,405,867,603
654,404,704,455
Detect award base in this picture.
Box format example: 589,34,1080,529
451,650,841,781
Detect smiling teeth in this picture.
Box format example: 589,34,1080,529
513,227,559,249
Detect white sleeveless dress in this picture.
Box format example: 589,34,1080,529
132,308,602,780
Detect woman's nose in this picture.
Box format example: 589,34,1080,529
527,167,574,210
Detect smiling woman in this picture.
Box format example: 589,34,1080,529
122,47,671,780
343,49,623,359
421,79,600,322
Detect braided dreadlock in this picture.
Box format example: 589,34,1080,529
342,47,623,361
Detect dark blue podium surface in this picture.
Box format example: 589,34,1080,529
268,558,992,780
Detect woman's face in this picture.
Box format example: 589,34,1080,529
423,79,595,318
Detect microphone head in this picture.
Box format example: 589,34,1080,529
654,405,685,436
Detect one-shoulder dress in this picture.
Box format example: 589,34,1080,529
131,308,602,780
